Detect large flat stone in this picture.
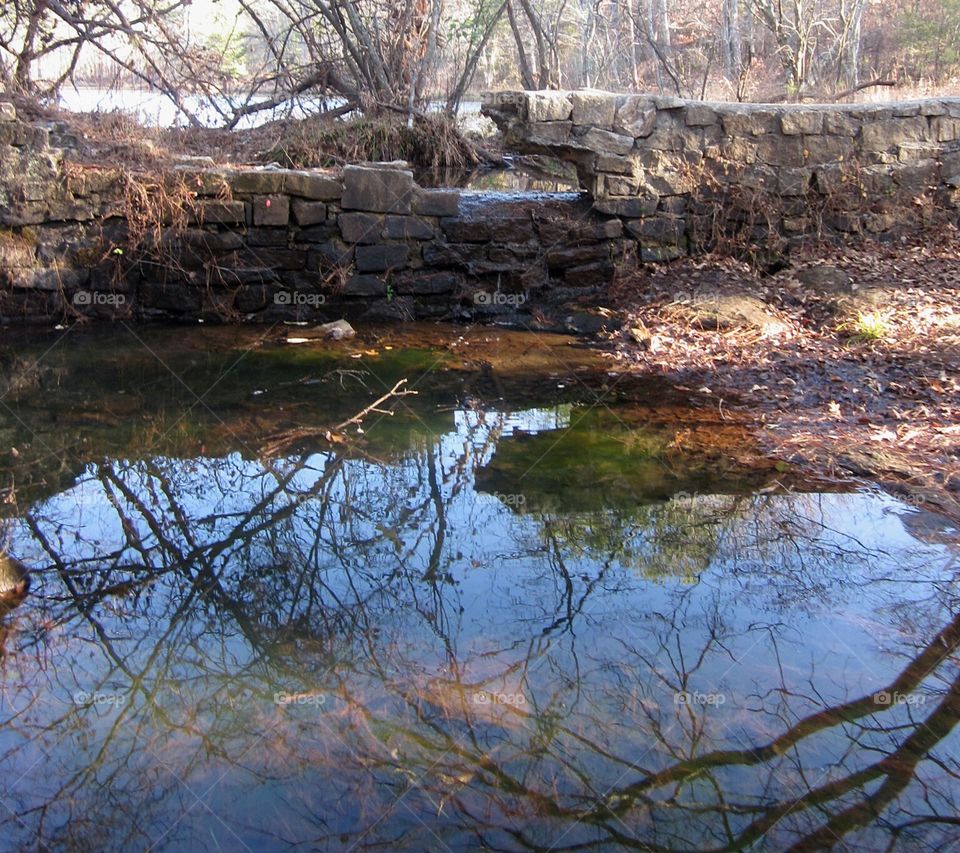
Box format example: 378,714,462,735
684,105,719,127
487,217,536,242
593,196,659,217
596,153,638,174
283,171,342,200
824,114,859,136
580,127,634,156
545,244,610,267
803,136,849,165
528,91,573,122
860,117,929,150
441,218,490,242
395,271,461,295
756,136,806,167
422,242,485,267
230,169,285,194
341,165,415,213
625,216,685,243
603,174,641,195
720,109,778,136
529,121,573,145
294,223,338,243
344,274,386,296
571,91,617,128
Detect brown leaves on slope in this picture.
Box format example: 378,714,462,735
606,231,960,520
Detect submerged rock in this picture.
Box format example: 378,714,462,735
0,553,30,612
287,319,356,344
317,319,356,340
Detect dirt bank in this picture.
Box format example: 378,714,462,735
605,228,960,522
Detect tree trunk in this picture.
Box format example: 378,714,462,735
722,0,742,81
13,0,48,94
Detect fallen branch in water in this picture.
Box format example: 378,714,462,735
260,379,418,457
335,379,417,430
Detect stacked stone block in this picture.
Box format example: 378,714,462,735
0,102,630,324
483,89,960,260
6,90,960,326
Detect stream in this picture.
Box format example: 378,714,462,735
0,323,958,851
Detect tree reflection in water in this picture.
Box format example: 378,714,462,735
0,407,957,852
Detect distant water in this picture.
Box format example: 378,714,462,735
58,86,487,131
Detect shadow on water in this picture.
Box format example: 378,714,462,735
0,324,958,851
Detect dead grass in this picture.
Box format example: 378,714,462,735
258,112,482,173
46,105,482,175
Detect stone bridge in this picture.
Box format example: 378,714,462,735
482,90,960,259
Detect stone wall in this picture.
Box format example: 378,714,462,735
6,91,960,327
0,103,633,328
482,90,960,260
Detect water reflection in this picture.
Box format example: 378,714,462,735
0,403,959,850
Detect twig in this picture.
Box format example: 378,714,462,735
831,79,898,101
767,78,897,103
260,378,417,457
335,379,417,430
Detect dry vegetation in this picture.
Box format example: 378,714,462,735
30,100,493,175
607,229,960,521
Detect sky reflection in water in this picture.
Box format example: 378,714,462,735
0,377,958,851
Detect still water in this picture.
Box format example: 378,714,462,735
57,87,488,132
0,324,958,851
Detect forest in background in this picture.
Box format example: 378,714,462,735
1,0,959,128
